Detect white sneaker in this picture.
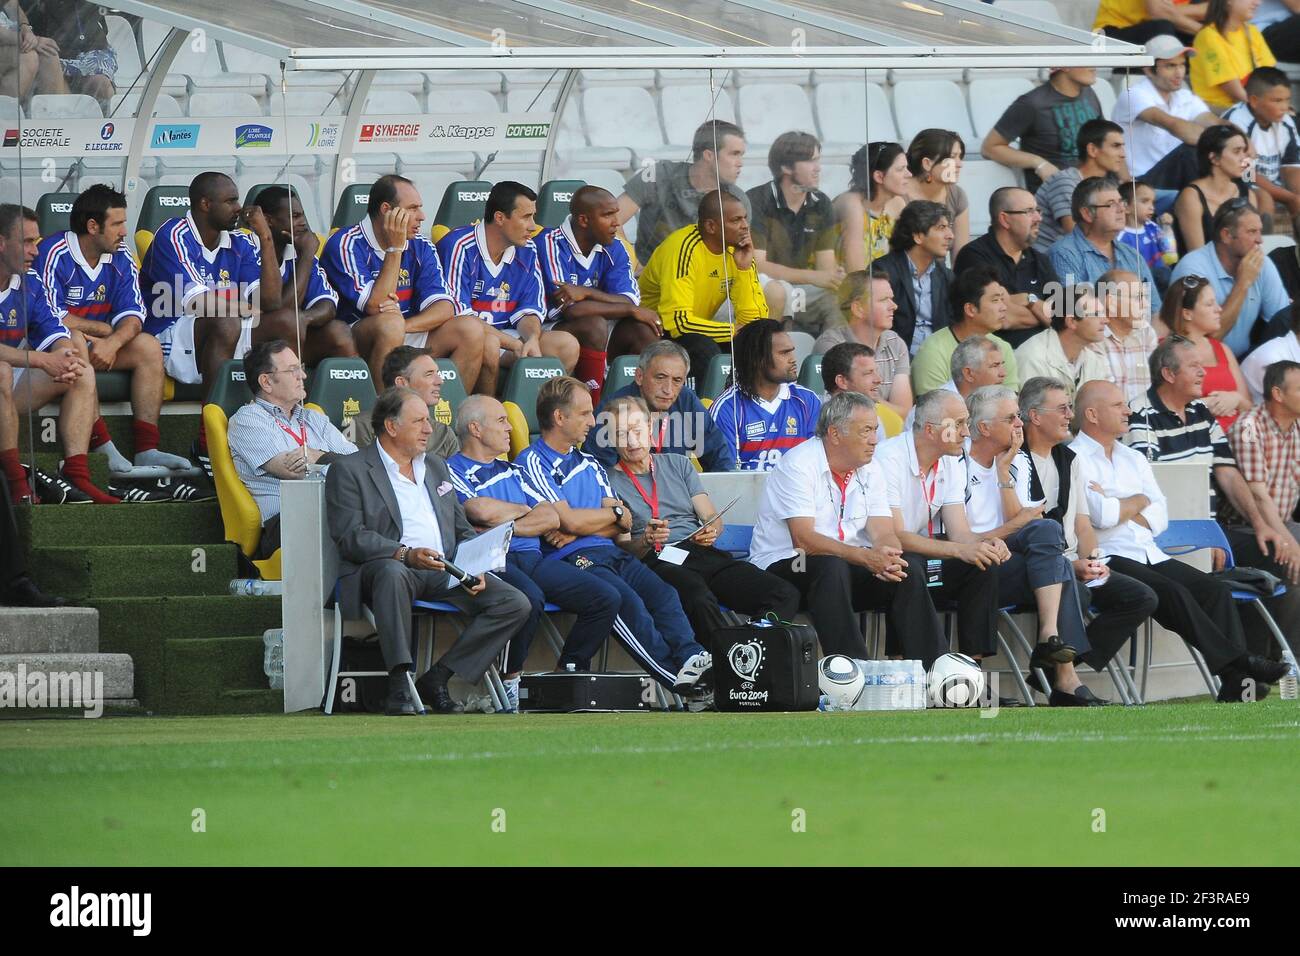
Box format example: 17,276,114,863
674,651,712,688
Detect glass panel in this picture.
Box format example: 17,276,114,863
789,0,1073,46
365,0,652,48
126,0,427,50
578,0,866,46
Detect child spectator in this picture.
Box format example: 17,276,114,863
1221,66,1300,223
1119,179,1174,293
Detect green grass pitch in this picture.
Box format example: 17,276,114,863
4,700,1300,866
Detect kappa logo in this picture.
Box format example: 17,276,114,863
329,369,368,380
727,640,764,682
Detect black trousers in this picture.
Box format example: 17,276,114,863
1264,16,1300,64
645,543,801,656
767,552,952,667
1141,143,1200,192
254,513,282,561
1223,526,1300,658
673,333,725,389
1076,571,1159,670
1106,555,1248,673
1103,21,1195,48
0,472,26,588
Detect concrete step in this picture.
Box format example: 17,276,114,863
30,543,239,600
0,652,134,703
0,607,99,654
19,500,225,548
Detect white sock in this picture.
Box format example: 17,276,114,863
97,439,134,474
135,448,194,471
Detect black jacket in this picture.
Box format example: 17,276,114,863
876,248,954,351
1023,443,1075,526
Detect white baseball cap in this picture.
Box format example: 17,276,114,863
1145,35,1195,61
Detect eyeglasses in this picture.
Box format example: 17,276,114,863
1180,275,1208,289
1224,197,1251,211
996,413,1022,424
1004,208,1039,216
270,364,304,377
1090,199,1128,212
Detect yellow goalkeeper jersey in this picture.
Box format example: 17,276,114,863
638,224,768,344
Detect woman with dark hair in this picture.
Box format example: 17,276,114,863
1158,273,1251,431
834,141,910,272
1173,124,1256,251
905,128,969,256
1190,0,1276,111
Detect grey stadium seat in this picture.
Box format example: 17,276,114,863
892,80,975,143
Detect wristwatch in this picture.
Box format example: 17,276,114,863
395,544,411,565
1025,293,1039,305
612,505,627,524
996,481,1015,490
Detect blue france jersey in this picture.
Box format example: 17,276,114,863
515,438,616,560
0,272,71,353
321,216,454,325
536,216,639,320
34,232,145,329
437,222,547,330
139,214,262,336
446,453,545,554
709,382,821,472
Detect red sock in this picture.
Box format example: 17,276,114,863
132,419,161,454
61,454,120,504
90,417,113,451
197,420,208,453
0,448,31,502
575,346,608,407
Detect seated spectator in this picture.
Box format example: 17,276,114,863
1173,125,1257,253
911,267,1020,395
1169,201,1288,357
1014,284,1115,398
349,345,458,459
1093,0,1202,45
833,142,910,270
1097,268,1161,402
0,470,65,606
874,389,1003,663
875,200,955,357
517,376,712,694
0,204,108,504
1159,273,1251,430
252,185,357,367
605,394,800,655
1118,180,1173,295
20,0,114,105
905,128,970,256
747,390,947,664
905,335,1010,431
1127,336,1300,643
1049,176,1164,314
447,395,620,707
1072,378,1288,701
585,339,735,472
815,272,913,418
1191,0,1277,112
710,318,820,471
954,187,1060,348
981,68,1103,193
439,181,578,394
1111,35,1223,193
536,185,661,405
1255,0,1300,62
326,386,531,716
1241,307,1300,401
321,174,485,392
1034,119,1132,253
34,184,193,482
227,340,357,559
746,131,843,337
0,0,61,100
1018,376,1160,682
963,385,1103,705
618,119,750,266
1222,67,1300,222
638,190,768,385
821,341,898,442
140,172,282,473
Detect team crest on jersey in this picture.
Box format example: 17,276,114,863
90,284,107,302
785,415,798,435
746,421,766,438
4,308,15,327
217,268,232,288
398,268,410,288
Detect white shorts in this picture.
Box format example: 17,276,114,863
404,330,430,349
158,315,256,385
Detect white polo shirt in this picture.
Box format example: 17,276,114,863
376,440,444,551
747,437,892,570
1069,430,1169,564
964,451,1032,534
874,431,968,537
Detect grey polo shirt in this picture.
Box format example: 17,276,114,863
606,452,706,542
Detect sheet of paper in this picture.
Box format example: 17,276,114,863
658,544,689,565
667,494,742,547
447,522,512,589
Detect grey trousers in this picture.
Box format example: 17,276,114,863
359,561,531,682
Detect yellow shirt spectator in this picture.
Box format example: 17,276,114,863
1092,0,1146,31
638,224,768,344
1191,22,1276,110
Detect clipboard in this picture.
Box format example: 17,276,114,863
667,494,741,546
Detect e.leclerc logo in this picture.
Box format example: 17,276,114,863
86,121,122,152
150,124,200,149
235,124,273,149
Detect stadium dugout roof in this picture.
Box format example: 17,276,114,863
107,0,1152,70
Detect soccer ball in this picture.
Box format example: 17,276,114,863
927,653,986,708
818,655,866,711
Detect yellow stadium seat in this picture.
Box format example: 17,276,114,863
429,223,450,244
203,403,283,581
504,400,530,461
134,229,154,261
877,402,903,438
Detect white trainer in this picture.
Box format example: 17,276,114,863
674,651,712,688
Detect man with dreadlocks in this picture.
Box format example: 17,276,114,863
709,318,820,471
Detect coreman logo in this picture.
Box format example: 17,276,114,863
235,123,274,149
506,123,550,139
151,123,200,149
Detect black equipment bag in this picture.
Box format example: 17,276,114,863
519,672,653,712
714,620,819,712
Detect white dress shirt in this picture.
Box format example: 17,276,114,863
874,431,968,536
1069,430,1169,564
376,440,444,551
747,437,892,570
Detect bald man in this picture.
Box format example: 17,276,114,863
1069,379,1289,702
536,186,663,404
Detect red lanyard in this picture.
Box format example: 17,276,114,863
830,470,852,541
618,459,661,551
652,417,667,453
278,419,307,447
919,461,939,539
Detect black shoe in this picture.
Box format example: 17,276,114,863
415,664,464,714
25,465,91,504
190,440,213,481
157,475,216,501
1026,664,1056,696
997,695,1024,708
385,673,422,716
1,575,68,608
1030,635,1077,669
107,480,174,504
1216,670,1272,703
1049,685,1108,707
1244,655,1290,685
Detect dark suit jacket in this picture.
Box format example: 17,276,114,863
325,441,476,619
876,248,954,351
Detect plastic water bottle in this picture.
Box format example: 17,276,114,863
262,628,284,690
1159,218,1178,267
1281,650,1299,701
229,578,283,596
